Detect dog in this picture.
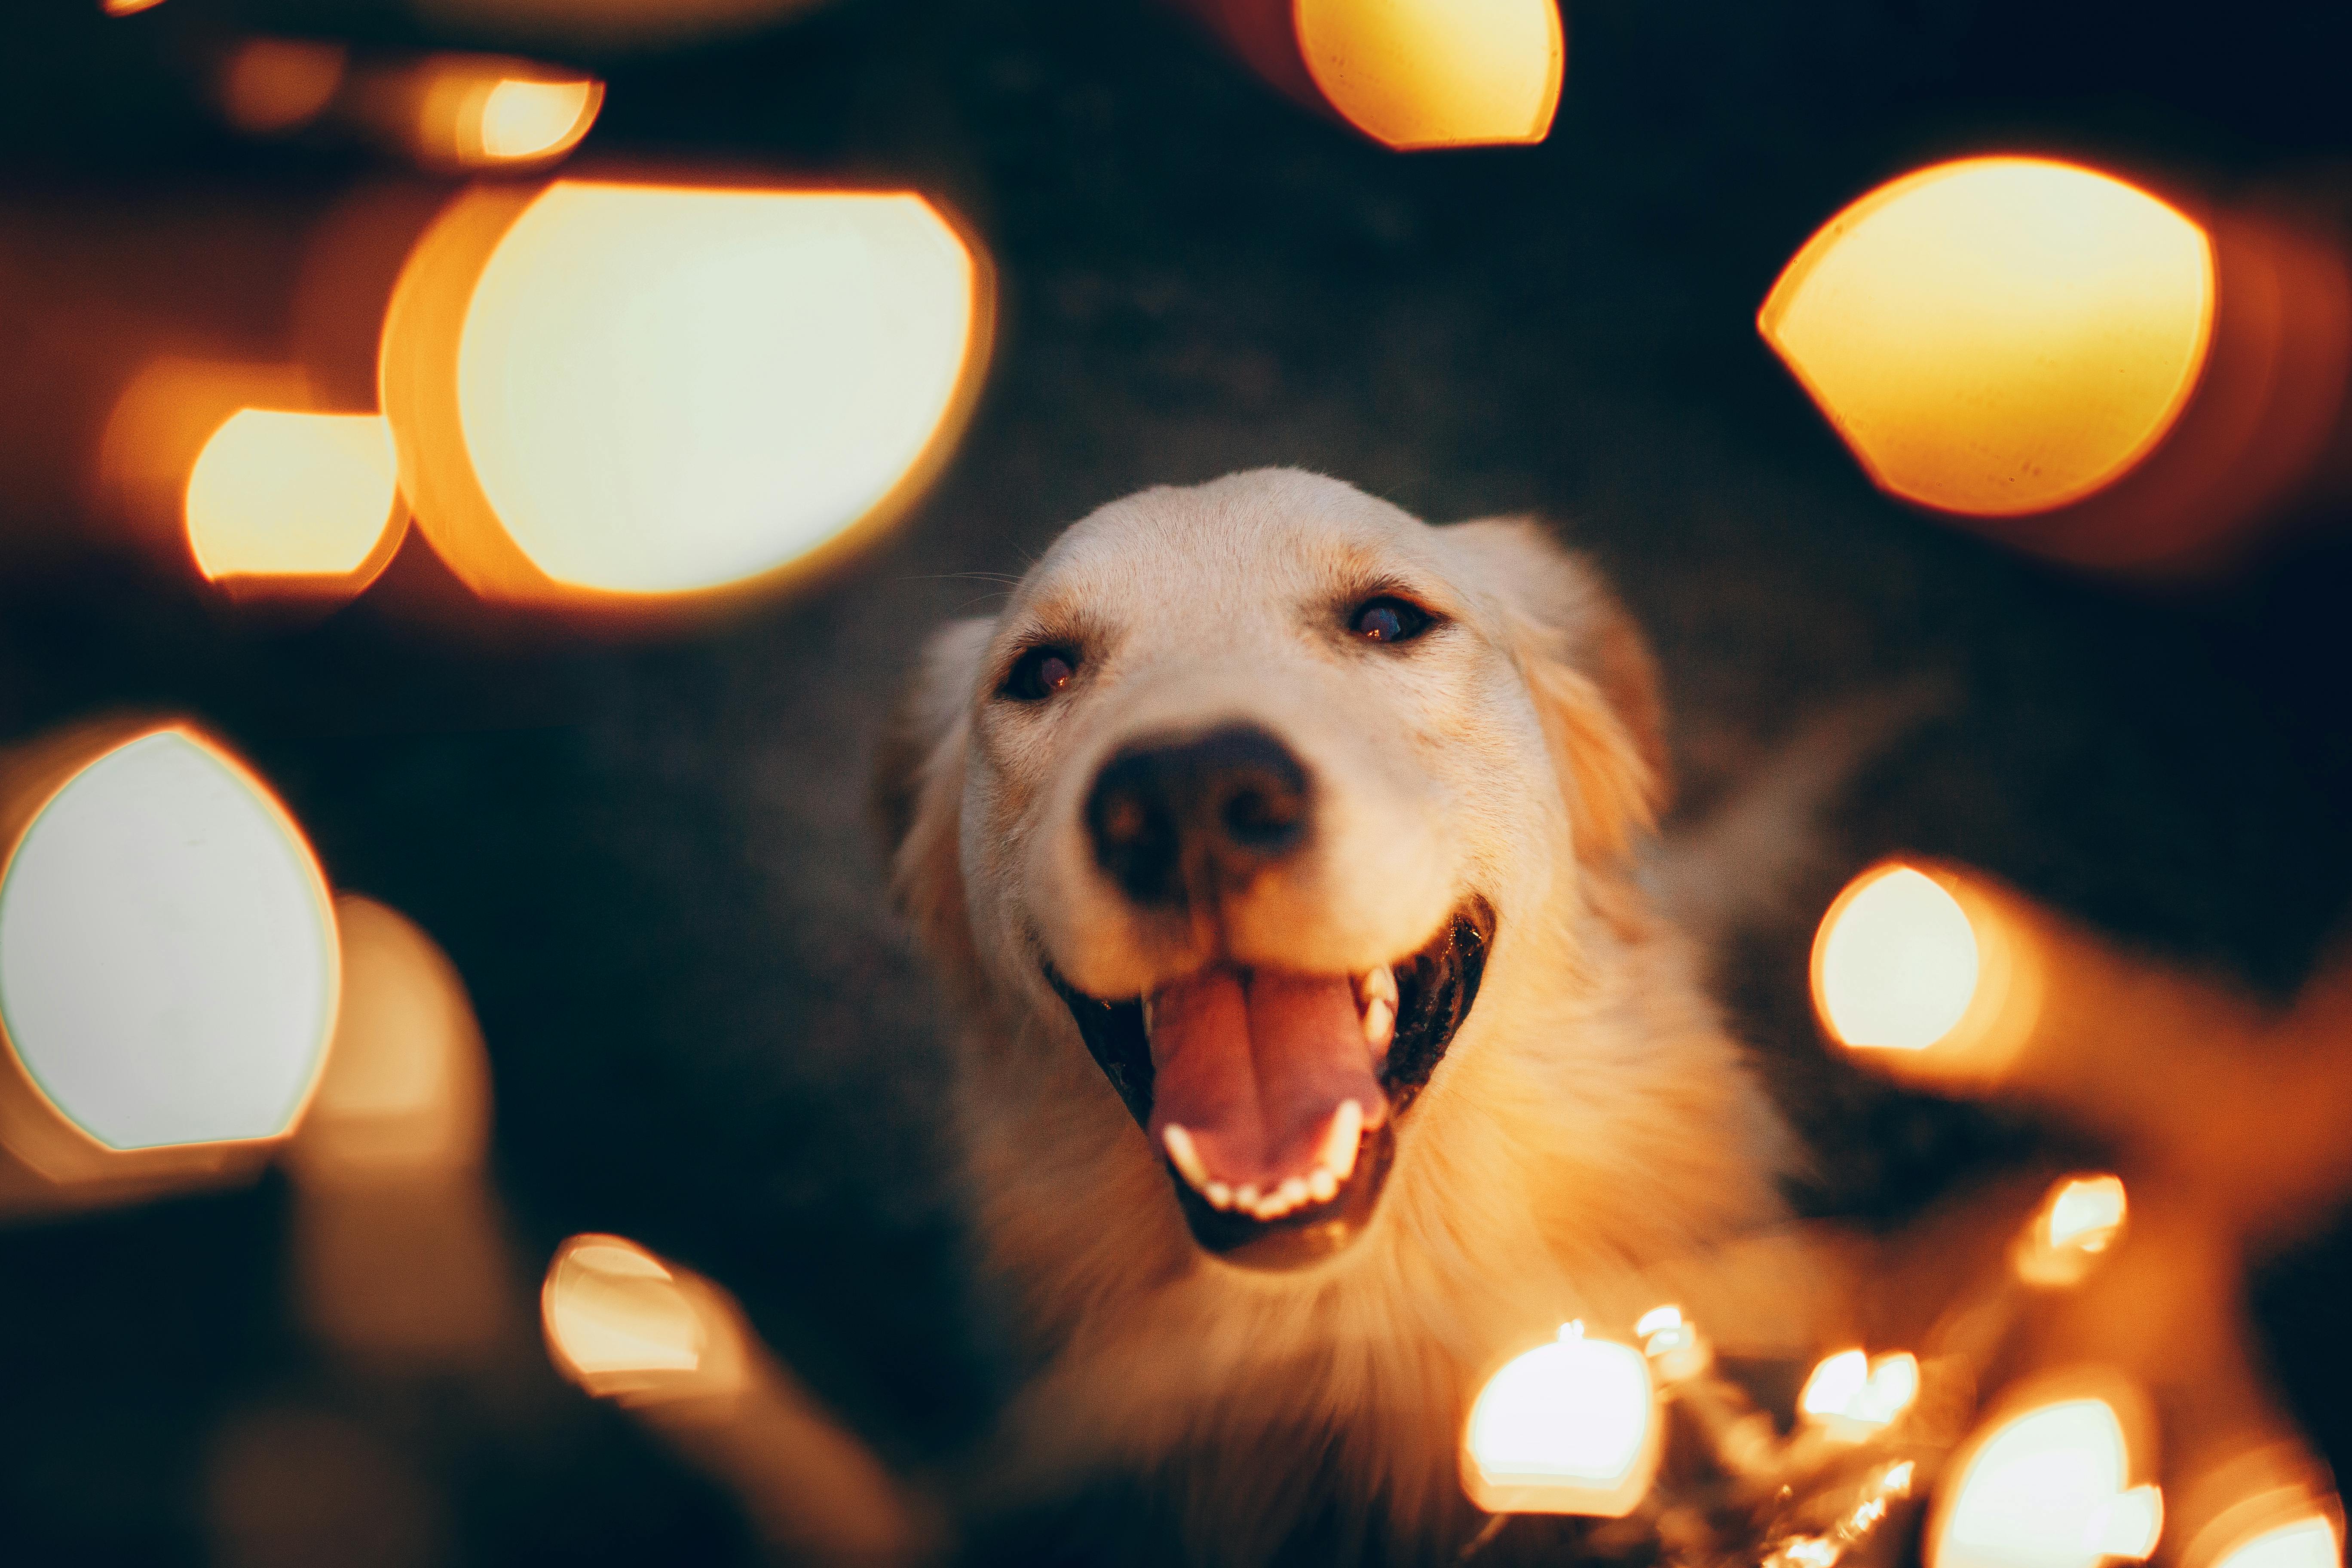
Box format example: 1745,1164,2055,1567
873,469,1794,1562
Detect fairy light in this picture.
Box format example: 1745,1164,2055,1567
1461,1321,1660,1517
1293,0,1564,150
380,181,991,612
2016,1174,2130,1286
184,410,402,585
1930,1395,2163,1568
1813,864,1981,1050
0,721,338,1200
1760,156,2214,519
1798,1349,1920,1439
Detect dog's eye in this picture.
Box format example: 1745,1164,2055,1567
1002,646,1079,702
1349,597,1432,645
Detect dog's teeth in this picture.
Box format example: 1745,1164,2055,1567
1234,1184,1260,1211
1207,1181,1233,1210
1358,966,1398,1051
1162,1124,1211,1192
1308,1167,1338,1203
1140,995,1156,1038
1276,1176,1309,1211
1320,1099,1365,1183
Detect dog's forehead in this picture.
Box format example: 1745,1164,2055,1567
1012,471,1440,620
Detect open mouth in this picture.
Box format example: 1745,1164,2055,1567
1050,899,1492,1270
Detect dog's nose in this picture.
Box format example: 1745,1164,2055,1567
1085,724,1311,905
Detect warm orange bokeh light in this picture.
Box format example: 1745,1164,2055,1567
403,60,603,169
289,896,489,1179
475,78,602,161
1294,0,1564,150
543,1234,713,1400
1813,864,1981,1050
0,721,337,1191
102,0,169,14
1461,1322,1659,1517
1931,1393,2163,1568
1761,157,2215,518
1799,1348,1920,1437
2015,1173,2130,1286
184,409,402,585
218,38,349,135
2211,1516,2341,1568
381,181,991,611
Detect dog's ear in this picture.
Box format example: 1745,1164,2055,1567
871,617,994,984
1444,518,1670,861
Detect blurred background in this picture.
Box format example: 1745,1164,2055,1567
3,0,2351,1563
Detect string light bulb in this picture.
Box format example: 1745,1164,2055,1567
1461,1321,1660,1517
2016,1174,2131,1286
1930,1390,2164,1568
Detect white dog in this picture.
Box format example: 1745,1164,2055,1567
874,469,1792,1562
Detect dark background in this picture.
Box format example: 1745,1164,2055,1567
3,0,2351,1562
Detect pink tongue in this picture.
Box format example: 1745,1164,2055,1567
1145,968,1388,1189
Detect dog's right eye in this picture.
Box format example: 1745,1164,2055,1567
1001,646,1079,702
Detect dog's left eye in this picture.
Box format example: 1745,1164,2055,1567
1349,597,1433,645
1001,646,1079,702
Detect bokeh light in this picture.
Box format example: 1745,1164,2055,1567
1461,1322,1659,1518
1932,1395,2164,1568
404,59,604,169
543,1234,707,1396
1813,864,1980,1050
217,39,349,136
1761,157,2215,518
2212,1517,2340,1568
290,896,489,1181
381,181,991,611
0,726,337,1161
2016,1174,2130,1286
1294,0,1564,150
1799,1348,1920,1437
476,78,602,161
184,410,402,585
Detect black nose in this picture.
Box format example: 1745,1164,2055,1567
1085,724,1312,906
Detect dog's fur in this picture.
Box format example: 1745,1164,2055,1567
875,470,1792,1562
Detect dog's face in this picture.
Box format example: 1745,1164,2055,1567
878,470,1667,1272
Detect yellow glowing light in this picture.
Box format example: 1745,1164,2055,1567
475,77,600,161
382,183,990,609
1634,1305,1681,1338
290,896,489,1178
0,728,337,1153
2016,1173,2130,1286
1295,0,1565,151
1760,157,2215,517
543,1234,704,1391
1461,1322,1659,1517
103,0,169,14
2214,1518,2341,1568
1798,1348,1918,1435
184,409,401,583
1932,1398,2163,1568
1801,1349,1870,1418
218,39,348,135
1814,864,1980,1049
394,58,603,172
